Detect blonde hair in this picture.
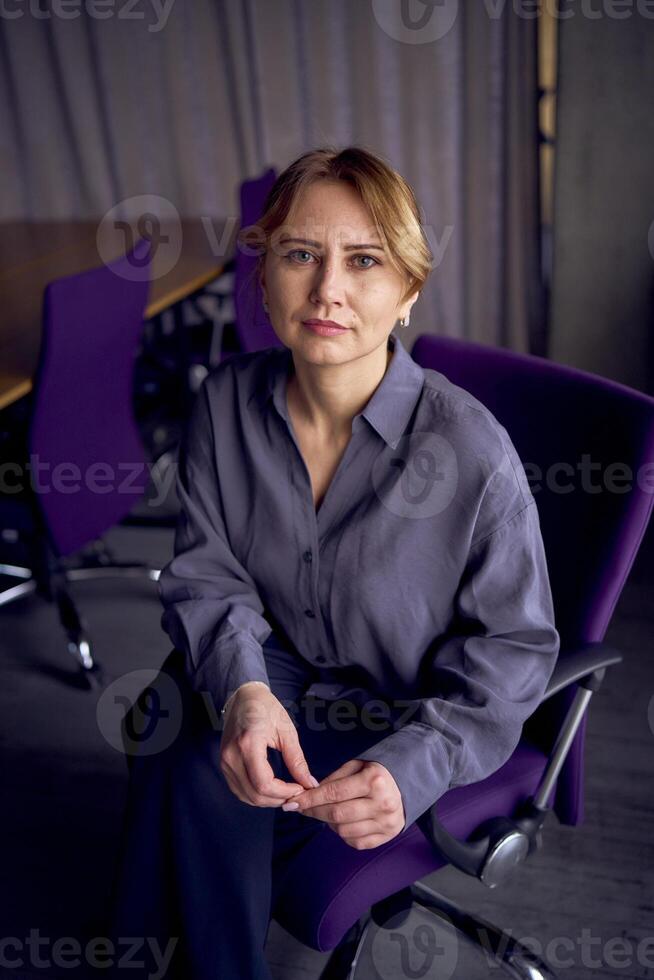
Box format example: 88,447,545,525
239,145,433,307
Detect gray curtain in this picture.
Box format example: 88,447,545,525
0,0,543,354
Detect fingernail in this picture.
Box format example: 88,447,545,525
282,802,300,811
309,776,320,788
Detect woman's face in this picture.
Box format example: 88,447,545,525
260,179,417,367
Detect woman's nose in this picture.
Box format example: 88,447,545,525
310,260,345,306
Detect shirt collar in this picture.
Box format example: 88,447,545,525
247,331,425,450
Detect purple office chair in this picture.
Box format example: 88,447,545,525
268,334,654,978
0,240,160,687
232,166,283,353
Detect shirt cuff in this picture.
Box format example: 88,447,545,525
190,634,271,714
354,722,453,833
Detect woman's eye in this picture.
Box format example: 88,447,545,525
287,250,315,264
352,254,379,269
284,250,379,269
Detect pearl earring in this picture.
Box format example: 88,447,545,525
400,313,410,328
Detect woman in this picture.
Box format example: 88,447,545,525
107,146,559,979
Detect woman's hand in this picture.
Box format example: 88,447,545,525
219,685,318,807
282,759,406,849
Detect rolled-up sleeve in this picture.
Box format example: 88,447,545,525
158,380,272,711
355,499,560,833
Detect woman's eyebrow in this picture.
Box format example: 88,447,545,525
278,236,385,251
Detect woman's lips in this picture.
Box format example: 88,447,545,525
302,320,349,336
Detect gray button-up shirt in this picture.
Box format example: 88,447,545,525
159,331,560,835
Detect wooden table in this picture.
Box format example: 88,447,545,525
0,219,233,411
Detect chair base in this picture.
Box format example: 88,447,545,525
0,564,37,607
318,880,557,979
317,916,375,980
0,559,160,687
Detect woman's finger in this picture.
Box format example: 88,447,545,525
345,833,390,850
221,756,284,807
242,736,307,801
301,796,373,824
222,743,305,806
337,819,387,843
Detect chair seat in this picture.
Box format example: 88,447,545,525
272,738,552,952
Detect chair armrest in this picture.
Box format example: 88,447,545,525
417,641,623,887
541,641,623,701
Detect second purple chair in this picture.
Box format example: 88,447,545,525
0,240,159,686
232,166,282,354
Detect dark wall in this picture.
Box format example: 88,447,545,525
550,7,654,394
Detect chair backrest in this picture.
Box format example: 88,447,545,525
411,333,654,821
29,240,151,557
233,167,283,353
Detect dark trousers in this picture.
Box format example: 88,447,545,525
105,638,401,980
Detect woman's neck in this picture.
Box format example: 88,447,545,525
287,341,393,442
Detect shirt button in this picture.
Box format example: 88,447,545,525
302,550,313,563
304,609,316,618
316,655,326,663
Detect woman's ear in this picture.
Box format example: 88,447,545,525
402,289,419,321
